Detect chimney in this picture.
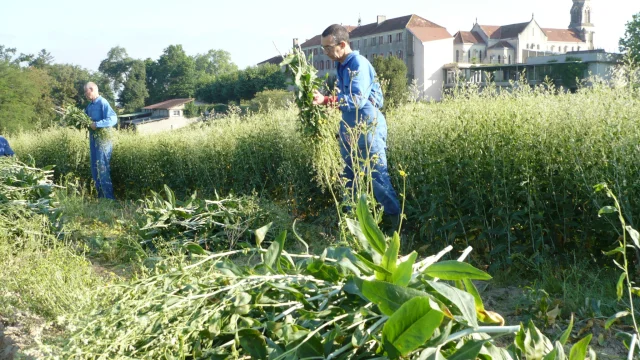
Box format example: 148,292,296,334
293,38,299,47
377,15,386,25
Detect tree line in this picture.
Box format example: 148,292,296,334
0,44,286,134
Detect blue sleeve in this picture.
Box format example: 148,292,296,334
0,137,14,156
95,100,117,128
338,59,373,112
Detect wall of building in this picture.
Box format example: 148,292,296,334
134,116,197,135
417,37,454,101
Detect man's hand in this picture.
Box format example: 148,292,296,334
90,122,97,130
312,90,325,105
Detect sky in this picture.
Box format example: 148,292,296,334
1,0,637,71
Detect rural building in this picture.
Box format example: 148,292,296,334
119,98,197,135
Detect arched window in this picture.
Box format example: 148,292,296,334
468,50,471,61
498,55,502,63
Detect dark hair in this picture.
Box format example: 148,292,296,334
322,24,349,44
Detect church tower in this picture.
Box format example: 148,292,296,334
569,0,595,49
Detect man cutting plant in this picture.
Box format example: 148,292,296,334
312,24,401,221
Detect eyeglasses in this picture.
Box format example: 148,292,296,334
322,43,340,53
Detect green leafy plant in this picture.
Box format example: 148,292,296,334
55,103,112,142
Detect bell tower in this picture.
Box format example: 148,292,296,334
569,0,595,50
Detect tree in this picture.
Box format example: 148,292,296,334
29,49,54,69
194,49,237,77
0,45,17,62
99,46,131,95
196,64,286,104
46,64,115,108
373,56,408,109
620,13,640,63
0,61,54,134
120,60,149,112
147,45,196,103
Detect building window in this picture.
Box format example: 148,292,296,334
326,60,330,69
388,35,393,43
564,46,568,52
398,50,404,60
173,110,180,116
577,46,581,51
379,36,383,44
551,45,555,52
313,48,318,56
357,40,360,49
372,37,376,46
468,50,471,61
537,44,540,50
456,50,459,62
508,55,511,64
363,39,367,47
397,33,403,42
479,50,482,59
498,55,501,63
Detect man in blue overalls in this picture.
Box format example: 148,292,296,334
84,82,117,199
0,136,15,157
312,24,401,220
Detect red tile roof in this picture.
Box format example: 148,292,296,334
300,14,448,48
454,31,485,44
143,98,194,110
542,28,583,42
409,27,453,42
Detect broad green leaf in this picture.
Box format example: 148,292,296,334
448,340,486,360
617,272,626,300
346,218,381,263
522,320,554,359
626,226,640,249
543,341,566,360
382,296,444,357
357,194,386,256
568,334,592,360
238,329,268,359
428,281,478,328
358,279,431,316
425,261,492,281
265,230,286,273
296,334,324,358
604,246,624,256
462,279,504,325
605,311,630,330
354,253,392,275
378,232,400,281
393,251,418,286
417,347,447,360
255,222,273,248
183,242,207,255
481,342,515,360
598,206,617,216
557,313,574,345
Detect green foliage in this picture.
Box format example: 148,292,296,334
98,46,131,92
620,12,640,63
373,55,408,109
137,185,271,250
193,49,238,77
146,45,196,104
119,59,148,112
0,61,54,134
196,63,287,104
249,89,293,113
10,75,640,266
550,57,588,89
